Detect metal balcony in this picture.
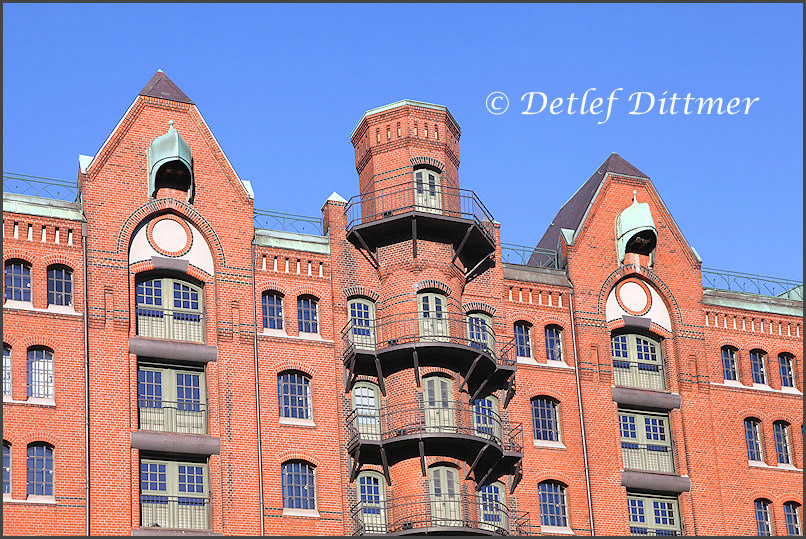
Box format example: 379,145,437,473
613,360,666,392
346,401,523,488
136,306,205,343
140,495,210,531
351,493,532,536
138,399,208,435
344,183,496,276
342,313,517,403
621,443,675,474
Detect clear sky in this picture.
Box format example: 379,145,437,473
3,4,803,280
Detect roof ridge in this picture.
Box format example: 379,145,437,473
139,71,193,105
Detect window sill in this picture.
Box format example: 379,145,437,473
261,328,288,338
282,508,320,518
3,301,81,317
534,439,566,450
776,463,802,471
540,525,574,535
23,495,56,504
279,417,316,428
516,356,538,365
781,386,802,394
723,379,743,387
27,397,56,406
545,359,573,369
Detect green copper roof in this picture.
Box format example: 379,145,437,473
616,190,656,262
3,192,84,221
147,121,193,199
254,229,330,255
350,99,459,140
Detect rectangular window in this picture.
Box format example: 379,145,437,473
3,347,10,397
619,411,674,473
538,482,567,528
721,348,738,381
773,423,792,465
750,351,767,384
784,503,802,536
628,494,681,535
278,372,312,420
778,355,795,388
26,444,53,497
138,366,207,434
4,262,31,302
514,324,531,358
545,327,562,362
298,297,319,334
755,500,771,536
46,267,72,306
745,419,763,462
3,444,10,494
140,459,209,530
262,293,284,331
282,461,316,510
531,398,559,442
26,349,54,399
612,335,666,391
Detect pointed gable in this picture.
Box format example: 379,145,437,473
532,153,648,263
139,70,194,104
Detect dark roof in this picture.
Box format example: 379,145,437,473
139,70,193,104
530,153,648,264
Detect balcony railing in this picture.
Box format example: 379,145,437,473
500,243,559,269
346,400,524,453
140,495,210,530
622,443,675,474
3,172,80,202
702,268,803,301
136,306,205,343
254,208,324,235
351,493,532,535
344,182,495,244
138,399,208,435
613,360,666,392
629,526,681,536
342,313,515,367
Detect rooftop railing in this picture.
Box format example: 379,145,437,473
346,400,524,454
351,492,532,536
500,243,559,269
3,172,80,202
702,268,803,301
253,208,324,235
344,182,496,244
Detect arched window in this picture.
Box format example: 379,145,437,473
278,371,312,421
611,333,665,391
749,350,767,385
755,499,772,536
297,296,319,334
778,353,795,388
26,443,54,497
514,322,532,359
281,461,316,511
348,298,376,349
352,382,380,438
721,346,738,382
4,260,31,302
545,325,563,362
136,276,204,342
26,348,53,399
773,421,792,465
467,312,493,352
473,395,500,441
531,397,560,442
424,376,454,431
46,265,72,307
784,501,802,536
479,482,507,532
3,442,10,494
414,167,442,212
419,292,448,341
262,292,284,331
428,465,460,526
3,345,11,397
744,418,763,463
357,471,386,533
538,481,568,528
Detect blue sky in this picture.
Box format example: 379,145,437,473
3,4,803,280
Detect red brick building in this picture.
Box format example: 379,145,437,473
2,71,802,536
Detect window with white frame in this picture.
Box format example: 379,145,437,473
545,325,563,362
745,418,763,462
721,346,738,382
278,371,312,421
612,333,666,391
297,296,319,334
3,442,10,495
4,260,31,302
773,421,792,465
784,502,802,536
755,499,772,536
357,471,386,533
473,395,500,441
282,460,316,511
627,494,681,535
514,322,532,359
140,459,209,530
352,382,380,438
531,397,560,442
467,312,493,352
537,481,568,528
137,364,207,434
26,348,53,399
479,482,507,532
619,410,674,474
749,350,767,385
136,276,204,342
26,443,53,497
262,292,284,331
3,345,11,397
348,298,376,349
46,265,72,307
778,354,795,388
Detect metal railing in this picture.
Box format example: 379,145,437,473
351,492,531,535
254,208,324,235
613,360,666,392
140,495,210,530
3,172,80,202
702,268,803,301
136,306,205,343
138,399,208,435
346,400,524,453
342,313,516,367
629,526,681,536
500,243,559,269
344,181,496,244
622,443,675,474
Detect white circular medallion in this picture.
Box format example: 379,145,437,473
152,218,187,253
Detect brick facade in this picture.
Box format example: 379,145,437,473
2,72,802,536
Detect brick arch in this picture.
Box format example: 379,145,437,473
531,472,574,488
17,432,59,447
294,286,321,300
736,408,768,423
257,282,289,298
716,338,742,351
463,302,495,316
606,318,673,339
415,279,452,296
269,359,317,378
40,254,81,270
745,490,778,504
129,260,213,284
771,347,797,360
769,415,798,427
507,313,540,328
598,265,683,325
17,337,58,352
3,249,35,265
420,368,457,381
275,451,322,468
410,156,445,172
2,334,19,349
526,391,565,405
116,200,227,268
541,318,566,331
343,286,379,302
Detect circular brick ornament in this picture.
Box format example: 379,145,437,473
615,277,652,316
147,214,193,257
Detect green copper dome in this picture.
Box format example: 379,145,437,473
147,120,194,201
616,190,656,263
